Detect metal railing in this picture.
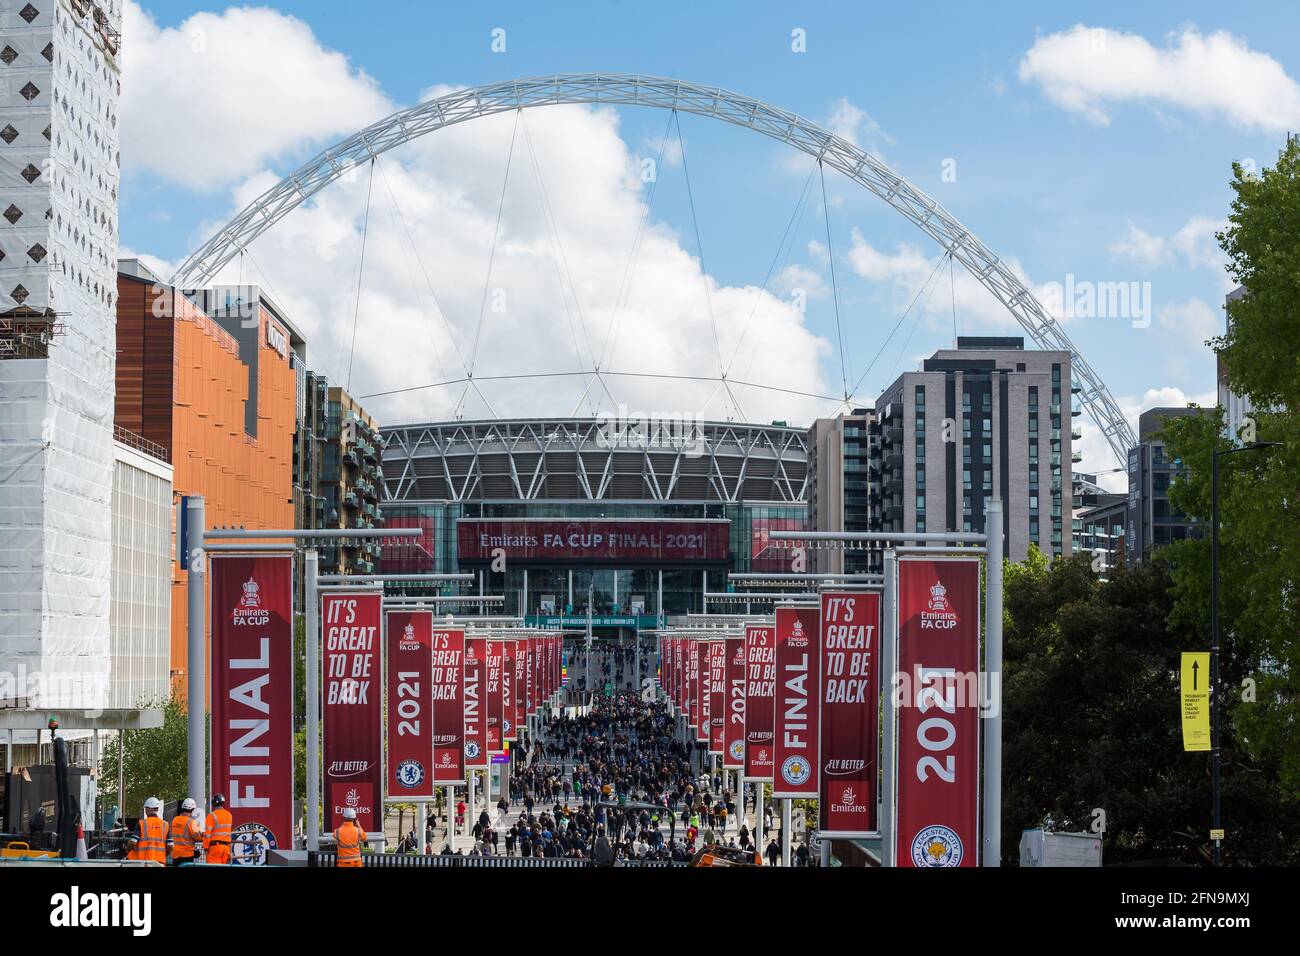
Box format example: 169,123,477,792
114,425,171,463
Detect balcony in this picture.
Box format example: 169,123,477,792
1071,451,1083,464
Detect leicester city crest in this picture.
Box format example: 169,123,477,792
911,825,963,867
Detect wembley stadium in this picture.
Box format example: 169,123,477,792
377,416,811,638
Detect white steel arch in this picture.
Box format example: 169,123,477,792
169,73,1135,459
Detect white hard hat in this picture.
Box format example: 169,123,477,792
180,797,197,812
342,807,357,821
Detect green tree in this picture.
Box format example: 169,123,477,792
1159,135,1300,792
1001,550,1300,865
99,690,196,815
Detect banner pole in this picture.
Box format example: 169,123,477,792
754,781,764,850
881,547,897,867
305,548,320,852
983,498,1004,867
781,797,792,867
185,495,206,815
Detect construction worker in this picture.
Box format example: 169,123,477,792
204,793,233,865
126,796,167,864
333,807,364,868
168,798,204,866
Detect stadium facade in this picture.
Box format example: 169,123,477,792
379,417,809,634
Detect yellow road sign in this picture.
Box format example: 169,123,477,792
1181,652,1211,752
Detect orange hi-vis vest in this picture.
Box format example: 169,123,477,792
169,814,202,860
205,807,233,864
205,807,232,847
334,822,364,867
129,815,167,864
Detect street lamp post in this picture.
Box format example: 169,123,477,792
1210,440,1281,867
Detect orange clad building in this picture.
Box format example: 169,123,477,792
115,262,299,696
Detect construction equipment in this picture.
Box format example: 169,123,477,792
690,844,763,867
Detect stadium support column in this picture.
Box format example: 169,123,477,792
185,496,206,813
983,498,1004,867
754,781,764,847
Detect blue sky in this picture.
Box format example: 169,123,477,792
117,1,1300,478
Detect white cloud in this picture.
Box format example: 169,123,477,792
773,264,827,299
1110,216,1225,272
1156,298,1221,342
121,1,393,188
844,230,1051,333
1018,24,1300,131
825,97,894,152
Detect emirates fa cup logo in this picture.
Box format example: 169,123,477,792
404,623,414,639
241,577,261,608
928,581,949,612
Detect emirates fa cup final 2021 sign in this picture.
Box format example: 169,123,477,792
209,555,294,865
772,606,821,799
894,557,981,868
818,591,880,837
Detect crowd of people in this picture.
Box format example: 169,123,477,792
491,693,811,863
395,687,822,865
569,640,648,693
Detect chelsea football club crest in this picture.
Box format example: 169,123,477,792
465,741,481,760
503,718,512,734
911,825,963,867
396,759,426,789
231,822,277,866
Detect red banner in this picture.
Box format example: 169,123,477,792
431,628,465,784
514,638,528,738
457,519,730,565
321,591,383,832
818,591,880,836
486,639,505,753
386,610,435,800
697,640,712,744
525,639,535,716
744,624,776,781
684,639,700,739
772,606,820,799
463,637,487,769
724,635,746,769
895,557,981,868
209,555,294,865
501,639,516,742
709,640,726,754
